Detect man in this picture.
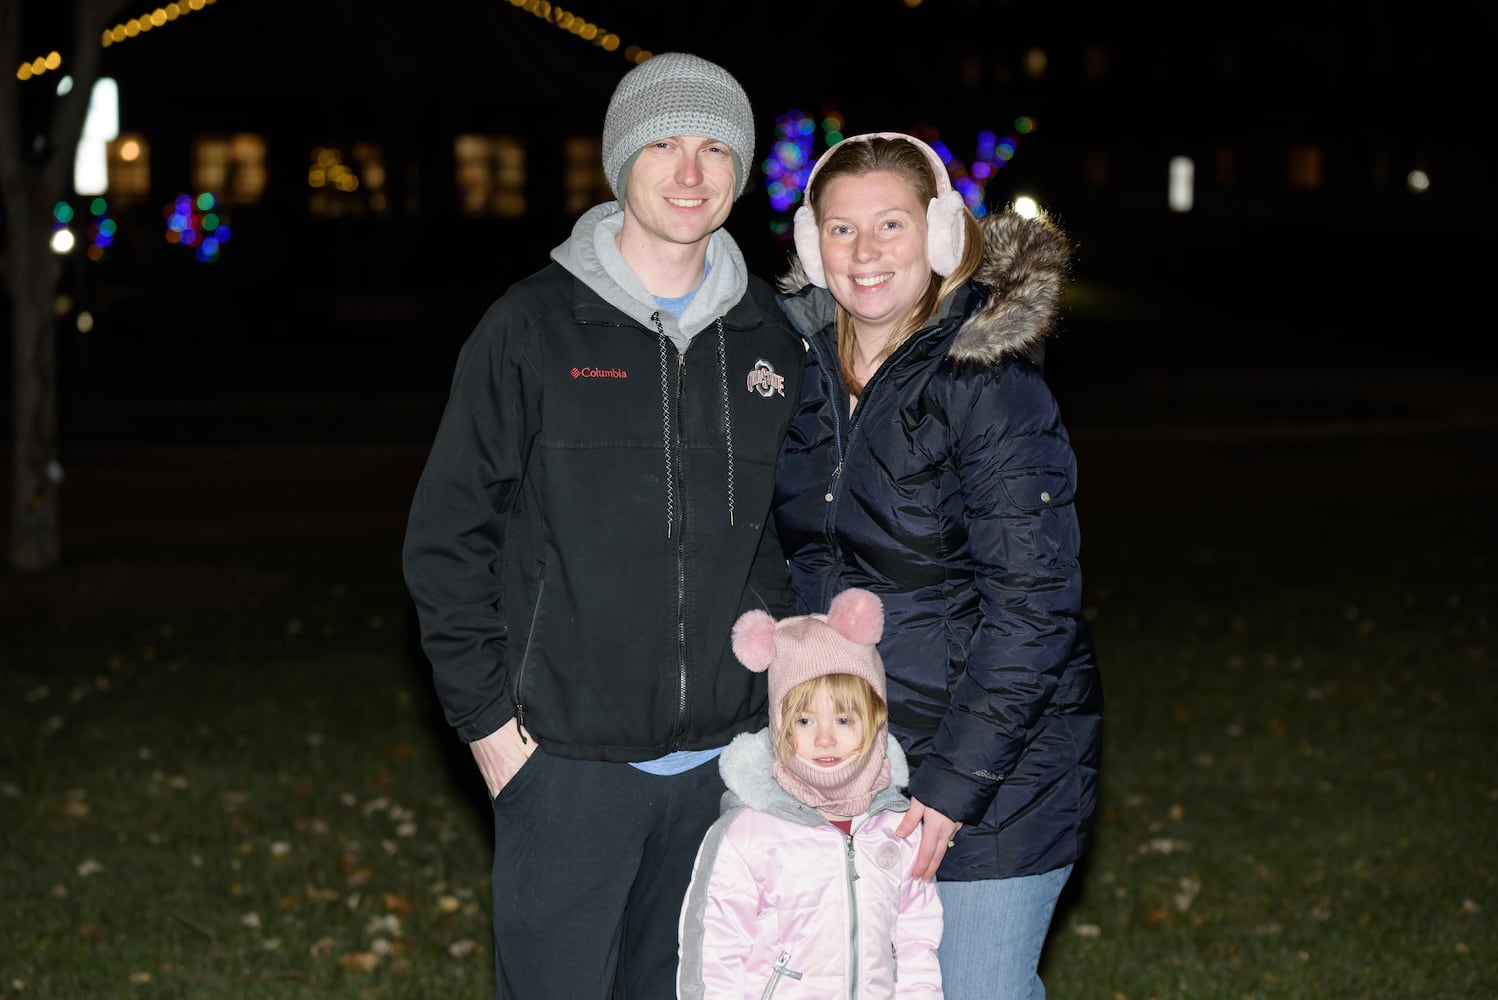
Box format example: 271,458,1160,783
402,52,803,998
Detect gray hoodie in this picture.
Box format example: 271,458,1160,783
551,200,752,354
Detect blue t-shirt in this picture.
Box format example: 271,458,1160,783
651,258,711,319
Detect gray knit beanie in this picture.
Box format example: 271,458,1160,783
601,52,755,202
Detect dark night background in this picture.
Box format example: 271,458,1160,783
4,0,1497,549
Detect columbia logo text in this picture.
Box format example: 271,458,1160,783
571,366,629,379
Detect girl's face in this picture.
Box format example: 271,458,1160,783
790,684,865,768
815,169,932,344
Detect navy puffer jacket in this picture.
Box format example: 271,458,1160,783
771,210,1102,881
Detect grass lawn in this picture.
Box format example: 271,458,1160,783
2,496,1492,999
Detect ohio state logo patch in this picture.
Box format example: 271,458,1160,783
745,359,786,398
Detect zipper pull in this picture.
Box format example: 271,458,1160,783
824,462,842,503
515,704,529,745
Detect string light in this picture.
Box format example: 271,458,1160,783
14,1,222,82
504,0,648,64
102,1,218,49
14,51,62,83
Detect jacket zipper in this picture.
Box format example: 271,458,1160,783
844,829,860,999
672,353,688,747
761,950,802,999
801,334,848,614
513,574,546,743
804,324,937,610
801,334,846,502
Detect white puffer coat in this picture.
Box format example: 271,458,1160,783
677,730,943,998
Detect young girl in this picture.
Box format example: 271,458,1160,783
677,588,943,998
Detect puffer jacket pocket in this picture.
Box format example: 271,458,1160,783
996,466,1074,512
995,466,1078,572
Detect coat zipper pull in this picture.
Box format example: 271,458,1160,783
762,951,802,999
824,462,842,503
514,704,529,744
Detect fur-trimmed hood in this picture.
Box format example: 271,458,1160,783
776,207,1072,366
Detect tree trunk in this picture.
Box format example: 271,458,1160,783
1,0,118,571
6,196,63,571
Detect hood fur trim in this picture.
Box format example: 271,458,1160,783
776,208,1072,366
951,209,1071,365
776,255,813,296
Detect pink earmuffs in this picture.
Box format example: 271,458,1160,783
792,132,967,289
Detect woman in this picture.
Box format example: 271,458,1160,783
772,132,1102,999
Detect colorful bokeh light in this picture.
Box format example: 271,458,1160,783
163,191,232,262
760,113,1036,230
85,197,115,261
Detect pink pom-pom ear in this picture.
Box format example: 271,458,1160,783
731,609,778,673
826,588,884,647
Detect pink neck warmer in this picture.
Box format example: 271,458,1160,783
773,728,890,822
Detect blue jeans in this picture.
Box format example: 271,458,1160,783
937,864,1074,1000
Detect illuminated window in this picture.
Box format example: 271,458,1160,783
1024,47,1047,80
105,132,151,207
1168,156,1194,213
455,134,526,218
564,136,610,214
192,133,267,204
307,142,390,219
1287,144,1323,191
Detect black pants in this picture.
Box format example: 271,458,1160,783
488,749,725,999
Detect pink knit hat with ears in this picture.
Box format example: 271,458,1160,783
731,588,886,737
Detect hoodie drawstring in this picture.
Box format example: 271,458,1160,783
716,317,735,527
655,311,675,538
655,313,736,537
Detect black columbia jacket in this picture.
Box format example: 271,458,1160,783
404,205,804,762
772,209,1102,880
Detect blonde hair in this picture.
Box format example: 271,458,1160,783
775,673,888,764
807,136,984,397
